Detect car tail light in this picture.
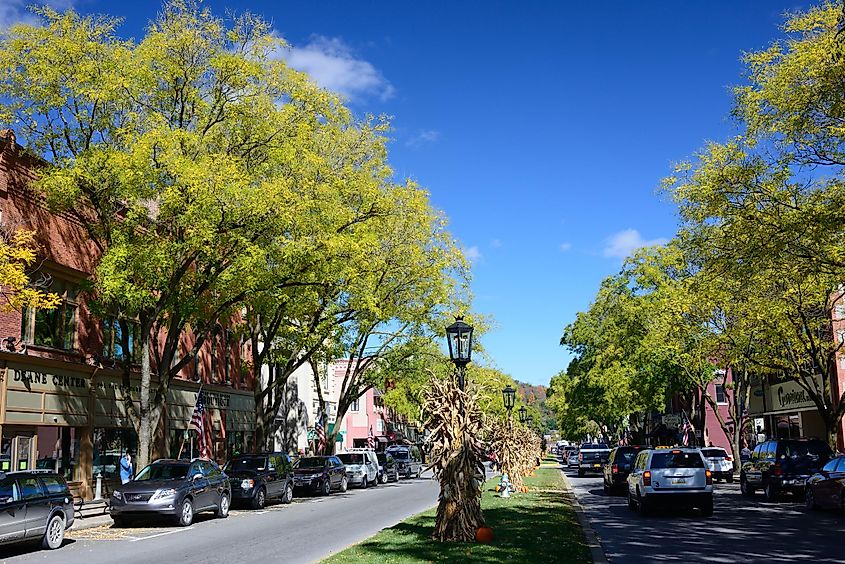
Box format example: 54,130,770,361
578,453,583,462
705,470,713,485
643,471,651,486
773,463,782,477
725,455,732,462
612,465,619,474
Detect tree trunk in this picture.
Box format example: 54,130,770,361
137,336,153,469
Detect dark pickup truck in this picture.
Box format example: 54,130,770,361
578,443,611,477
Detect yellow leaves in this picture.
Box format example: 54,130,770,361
0,228,60,312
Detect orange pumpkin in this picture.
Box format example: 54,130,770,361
495,485,501,492
476,527,494,543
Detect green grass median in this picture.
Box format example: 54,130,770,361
323,462,590,563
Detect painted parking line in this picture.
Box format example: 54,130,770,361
129,526,194,542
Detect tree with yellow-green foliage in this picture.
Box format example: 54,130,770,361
0,227,59,312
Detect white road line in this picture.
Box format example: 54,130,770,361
129,526,194,542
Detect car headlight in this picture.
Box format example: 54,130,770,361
112,490,122,501
240,479,255,490
151,488,177,501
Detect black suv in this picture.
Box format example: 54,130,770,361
225,453,294,509
110,459,231,527
292,456,347,495
377,452,399,483
603,445,645,494
0,470,74,550
740,439,833,501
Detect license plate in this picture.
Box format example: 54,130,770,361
671,478,686,484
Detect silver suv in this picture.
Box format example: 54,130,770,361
338,450,379,488
627,448,713,517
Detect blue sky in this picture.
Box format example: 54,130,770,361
2,0,814,386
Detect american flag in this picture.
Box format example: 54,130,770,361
315,410,327,454
190,390,211,459
680,415,694,447
367,426,375,449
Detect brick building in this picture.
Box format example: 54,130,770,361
0,130,256,500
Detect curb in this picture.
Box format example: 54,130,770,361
70,514,113,531
558,466,609,564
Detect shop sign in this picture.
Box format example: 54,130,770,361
767,376,820,414
661,414,681,429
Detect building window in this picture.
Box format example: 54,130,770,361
350,399,359,412
102,318,140,362
21,278,77,350
376,418,384,433
715,384,727,404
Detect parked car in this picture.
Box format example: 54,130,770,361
224,452,294,509
603,445,645,494
740,439,833,502
338,450,379,488
377,452,399,483
110,459,231,527
805,454,845,512
0,470,74,550
701,447,734,482
387,446,423,479
578,443,611,477
292,456,347,495
627,447,713,517
567,448,580,468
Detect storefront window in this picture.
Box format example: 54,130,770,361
0,437,11,472
773,413,801,440
36,427,78,481
93,428,137,479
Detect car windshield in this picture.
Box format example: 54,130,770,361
389,450,409,460
134,462,189,481
780,441,832,460
224,457,266,472
701,449,728,458
295,457,325,469
651,452,704,469
338,454,364,465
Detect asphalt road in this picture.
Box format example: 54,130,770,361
562,463,845,563
0,472,440,564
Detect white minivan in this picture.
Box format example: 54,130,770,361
627,448,713,517
338,450,379,489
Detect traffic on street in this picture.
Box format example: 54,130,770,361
556,445,845,563
0,464,439,563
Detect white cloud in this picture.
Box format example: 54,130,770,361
284,35,395,102
406,129,440,148
1,0,73,29
602,229,668,259
464,246,482,262
559,242,572,252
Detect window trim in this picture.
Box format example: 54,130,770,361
21,276,79,351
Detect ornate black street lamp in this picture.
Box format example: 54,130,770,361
518,405,527,424
502,385,516,415
446,317,474,390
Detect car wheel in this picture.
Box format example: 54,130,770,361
637,491,650,517
252,487,266,510
340,476,348,493
805,487,818,510
282,484,294,504
740,475,755,497
701,496,714,517
726,474,734,484
216,493,230,519
42,513,65,550
177,498,194,527
322,479,331,496
380,472,387,484
764,481,779,503
406,468,412,479
627,490,636,511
